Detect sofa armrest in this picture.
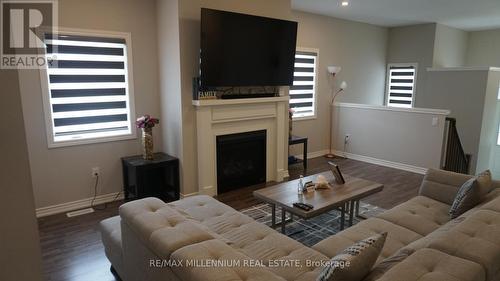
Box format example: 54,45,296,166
170,239,286,281
418,168,473,205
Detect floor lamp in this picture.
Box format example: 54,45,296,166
325,70,347,158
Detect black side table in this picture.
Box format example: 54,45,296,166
289,135,308,170
121,152,180,202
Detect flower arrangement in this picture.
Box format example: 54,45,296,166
136,115,159,129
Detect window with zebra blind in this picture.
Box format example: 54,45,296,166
290,49,318,119
386,63,418,108
41,30,135,147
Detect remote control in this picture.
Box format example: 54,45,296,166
293,202,314,211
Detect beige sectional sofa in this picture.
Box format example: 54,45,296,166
100,169,500,281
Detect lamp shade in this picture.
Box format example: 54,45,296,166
327,66,341,74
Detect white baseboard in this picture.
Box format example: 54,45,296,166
333,150,428,175
180,192,199,198
294,149,329,160
36,192,124,218
295,148,427,175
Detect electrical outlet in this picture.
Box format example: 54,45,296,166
432,117,438,127
344,134,351,144
91,167,100,178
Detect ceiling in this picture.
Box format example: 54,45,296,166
291,0,500,31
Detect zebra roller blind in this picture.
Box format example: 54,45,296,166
290,50,317,118
386,64,417,108
43,33,133,144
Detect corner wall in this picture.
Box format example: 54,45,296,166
386,24,436,108
466,29,500,67
433,24,468,68
291,11,388,155
0,70,43,281
423,69,490,172
19,0,161,211
157,0,184,171
477,70,500,177
176,0,293,196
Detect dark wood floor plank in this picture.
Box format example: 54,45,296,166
38,156,423,281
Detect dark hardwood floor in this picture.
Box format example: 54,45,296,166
216,157,423,210
38,156,423,281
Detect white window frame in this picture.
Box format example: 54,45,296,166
39,28,136,148
290,47,319,121
497,81,500,146
385,63,418,108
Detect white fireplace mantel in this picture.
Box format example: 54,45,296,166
193,96,290,196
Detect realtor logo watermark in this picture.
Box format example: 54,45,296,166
1,0,57,69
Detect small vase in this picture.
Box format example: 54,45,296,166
142,127,154,160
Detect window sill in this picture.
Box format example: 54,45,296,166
292,115,317,122
48,132,137,149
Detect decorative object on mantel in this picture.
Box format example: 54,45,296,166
325,75,348,159
136,115,159,160
288,107,294,138
198,90,218,100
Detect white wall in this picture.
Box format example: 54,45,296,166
173,0,293,196
0,70,43,281
467,29,500,67
424,69,490,173
157,0,184,166
386,24,436,108
291,11,388,155
433,24,468,68
333,103,449,172
19,0,161,210
477,70,500,178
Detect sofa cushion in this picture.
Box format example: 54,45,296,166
317,233,387,281
449,178,481,219
208,216,328,281
168,196,330,281
362,248,415,281
170,239,287,281
374,248,486,281
167,195,237,222
426,210,500,280
313,217,422,263
119,197,217,258
419,168,473,205
377,196,451,236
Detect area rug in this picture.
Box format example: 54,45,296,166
240,202,385,247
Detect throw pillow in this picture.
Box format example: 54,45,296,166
317,232,387,281
476,170,493,199
449,177,481,219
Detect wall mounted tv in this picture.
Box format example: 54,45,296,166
200,8,298,89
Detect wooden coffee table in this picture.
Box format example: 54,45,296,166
253,171,383,233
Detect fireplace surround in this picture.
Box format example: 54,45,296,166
193,96,289,196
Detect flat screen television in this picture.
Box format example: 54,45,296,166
200,8,298,89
